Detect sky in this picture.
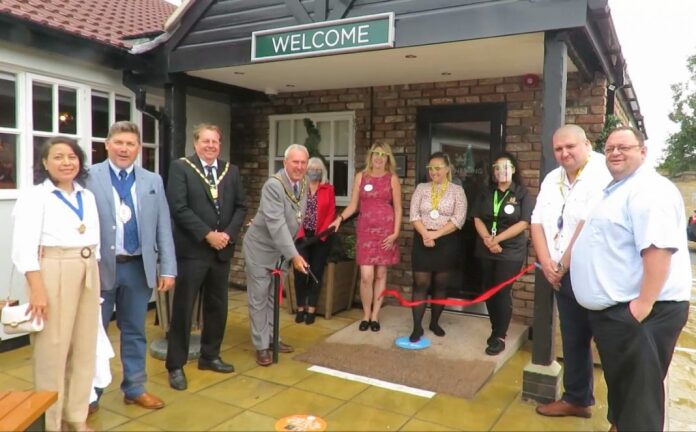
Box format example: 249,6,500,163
609,0,696,166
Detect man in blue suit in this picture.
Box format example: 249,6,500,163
86,121,177,410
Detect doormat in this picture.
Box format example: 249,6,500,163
293,306,528,399
295,342,494,399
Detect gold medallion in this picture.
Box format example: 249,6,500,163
78,224,86,234
211,187,218,199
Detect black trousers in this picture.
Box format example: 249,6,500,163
556,272,595,407
479,258,522,339
590,301,688,431
294,233,332,308
166,258,231,370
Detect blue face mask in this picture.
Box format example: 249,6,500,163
307,170,322,182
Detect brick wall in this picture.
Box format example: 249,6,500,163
229,71,609,325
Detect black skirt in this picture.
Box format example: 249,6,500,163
412,230,461,272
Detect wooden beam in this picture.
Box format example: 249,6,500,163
328,0,356,20
284,0,313,24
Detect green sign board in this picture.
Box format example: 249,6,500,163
252,13,394,62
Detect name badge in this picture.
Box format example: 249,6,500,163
363,184,373,192
504,204,515,215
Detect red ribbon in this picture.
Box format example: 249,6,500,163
271,268,284,305
380,263,536,307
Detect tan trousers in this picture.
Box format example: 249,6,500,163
32,246,99,431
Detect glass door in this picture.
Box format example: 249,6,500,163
415,104,506,314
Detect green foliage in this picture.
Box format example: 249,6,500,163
328,233,356,263
658,53,696,176
303,118,328,168
594,114,623,153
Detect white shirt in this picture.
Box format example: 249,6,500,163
108,161,141,256
571,165,692,310
531,152,611,262
200,158,218,182
12,179,100,274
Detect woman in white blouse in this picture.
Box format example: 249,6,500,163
408,152,467,342
12,137,100,431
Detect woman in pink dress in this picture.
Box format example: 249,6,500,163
329,142,402,332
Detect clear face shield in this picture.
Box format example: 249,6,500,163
492,161,514,183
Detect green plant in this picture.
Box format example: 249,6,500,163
303,118,329,168
328,233,356,262
594,114,623,153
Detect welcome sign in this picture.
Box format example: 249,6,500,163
252,13,394,62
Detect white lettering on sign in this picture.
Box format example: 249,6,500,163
269,25,373,53
312,30,325,48
358,25,369,43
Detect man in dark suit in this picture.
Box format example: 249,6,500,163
165,123,247,390
86,121,177,410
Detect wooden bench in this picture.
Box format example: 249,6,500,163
0,391,58,432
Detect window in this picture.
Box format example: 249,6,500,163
269,112,354,204
141,109,161,172
0,72,18,189
89,90,133,164
30,78,81,182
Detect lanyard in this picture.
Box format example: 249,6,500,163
52,189,86,234
491,190,509,235
109,168,135,202
431,180,448,210
52,190,84,221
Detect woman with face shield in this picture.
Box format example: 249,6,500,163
472,152,535,355
293,157,336,324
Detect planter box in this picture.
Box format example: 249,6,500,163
287,261,358,319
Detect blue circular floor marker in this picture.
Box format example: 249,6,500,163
395,336,431,350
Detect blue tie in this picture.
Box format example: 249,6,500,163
119,170,140,254
293,183,299,199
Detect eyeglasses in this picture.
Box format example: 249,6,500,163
371,150,390,157
604,144,641,154
427,165,446,172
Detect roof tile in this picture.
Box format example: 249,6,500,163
0,0,176,48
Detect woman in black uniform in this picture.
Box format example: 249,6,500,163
473,152,534,355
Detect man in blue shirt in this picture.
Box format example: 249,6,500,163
571,126,691,431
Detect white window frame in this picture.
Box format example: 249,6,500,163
0,65,155,200
269,111,355,205
0,70,23,200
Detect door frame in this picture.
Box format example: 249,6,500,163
415,103,507,183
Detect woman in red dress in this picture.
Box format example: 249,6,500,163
329,142,402,332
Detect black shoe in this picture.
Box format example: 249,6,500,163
305,311,316,325
198,357,235,373
358,320,370,331
486,335,496,346
168,368,187,390
429,323,445,337
485,338,506,356
409,327,424,343
370,321,381,332
295,310,305,323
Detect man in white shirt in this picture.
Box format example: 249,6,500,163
571,127,690,431
531,125,611,418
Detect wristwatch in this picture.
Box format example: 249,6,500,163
556,262,565,273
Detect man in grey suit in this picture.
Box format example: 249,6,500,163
243,144,310,366
86,121,176,410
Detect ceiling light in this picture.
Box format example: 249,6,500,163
286,84,295,88
441,72,451,76
233,71,245,75
405,54,417,59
